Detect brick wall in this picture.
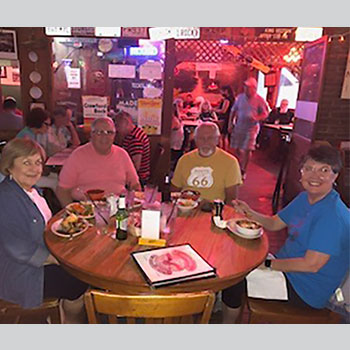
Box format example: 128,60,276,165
314,32,350,145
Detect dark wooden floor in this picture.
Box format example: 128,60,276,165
210,148,288,323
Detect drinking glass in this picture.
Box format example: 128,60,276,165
160,202,178,240
144,184,158,204
95,202,110,235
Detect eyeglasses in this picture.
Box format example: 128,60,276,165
43,122,51,126
93,130,116,136
300,165,334,178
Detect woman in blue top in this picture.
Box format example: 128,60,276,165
222,144,349,323
0,138,87,322
16,108,61,157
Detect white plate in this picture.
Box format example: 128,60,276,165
65,202,95,219
51,218,89,238
177,200,199,212
226,219,263,240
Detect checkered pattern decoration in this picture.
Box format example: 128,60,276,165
175,40,304,78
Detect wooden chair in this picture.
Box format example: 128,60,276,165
84,290,215,324
0,298,61,324
247,298,341,324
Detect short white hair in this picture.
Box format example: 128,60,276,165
194,122,220,139
91,117,116,132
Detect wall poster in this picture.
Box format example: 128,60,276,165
137,98,162,135
82,95,108,125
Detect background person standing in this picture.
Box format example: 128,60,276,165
228,78,269,180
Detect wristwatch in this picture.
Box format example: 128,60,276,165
264,259,272,269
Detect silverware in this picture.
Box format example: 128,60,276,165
86,193,109,226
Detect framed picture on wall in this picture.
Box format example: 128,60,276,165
0,29,18,60
295,36,328,123
298,36,328,103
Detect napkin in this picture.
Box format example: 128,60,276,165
246,254,288,300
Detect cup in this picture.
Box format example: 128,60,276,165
95,202,110,235
144,184,158,205
160,202,177,240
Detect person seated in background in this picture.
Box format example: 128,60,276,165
56,117,140,207
183,93,195,110
49,107,81,151
171,122,242,204
114,111,151,187
199,100,218,122
16,108,60,157
194,96,205,111
221,145,349,323
265,99,294,125
0,138,88,323
0,96,23,130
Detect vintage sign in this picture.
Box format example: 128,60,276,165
108,64,136,79
115,99,138,124
173,27,200,39
95,27,121,37
200,27,231,40
139,61,162,80
122,27,148,38
137,98,162,135
256,27,295,42
45,27,71,36
82,95,108,121
66,67,81,89
71,27,95,37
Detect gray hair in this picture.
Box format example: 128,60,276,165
194,122,221,139
91,117,116,132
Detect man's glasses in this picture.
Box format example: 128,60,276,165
93,130,116,136
43,122,51,126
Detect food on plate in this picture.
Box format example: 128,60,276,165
66,201,94,217
236,220,262,230
180,190,200,201
178,199,197,207
57,214,88,235
134,191,145,200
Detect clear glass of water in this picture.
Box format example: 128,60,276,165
95,203,110,235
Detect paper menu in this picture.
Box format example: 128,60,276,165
141,210,160,240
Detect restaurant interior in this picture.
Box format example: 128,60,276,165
0,27,349,325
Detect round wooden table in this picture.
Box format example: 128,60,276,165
44,205,269,294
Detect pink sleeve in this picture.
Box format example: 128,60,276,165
58,152,80,189
123,151,140,187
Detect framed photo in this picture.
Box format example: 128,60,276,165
0,66,7,78
298,36,328,103
0,29,18,60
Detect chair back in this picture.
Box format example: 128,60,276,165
84,290,215,324
0,298,61,324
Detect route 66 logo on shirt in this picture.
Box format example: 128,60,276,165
187,167,214,188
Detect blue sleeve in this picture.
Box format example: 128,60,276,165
308,211,343,256
277,192,305,225
0,195,49,268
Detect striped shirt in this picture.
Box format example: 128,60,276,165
122,126,151,182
